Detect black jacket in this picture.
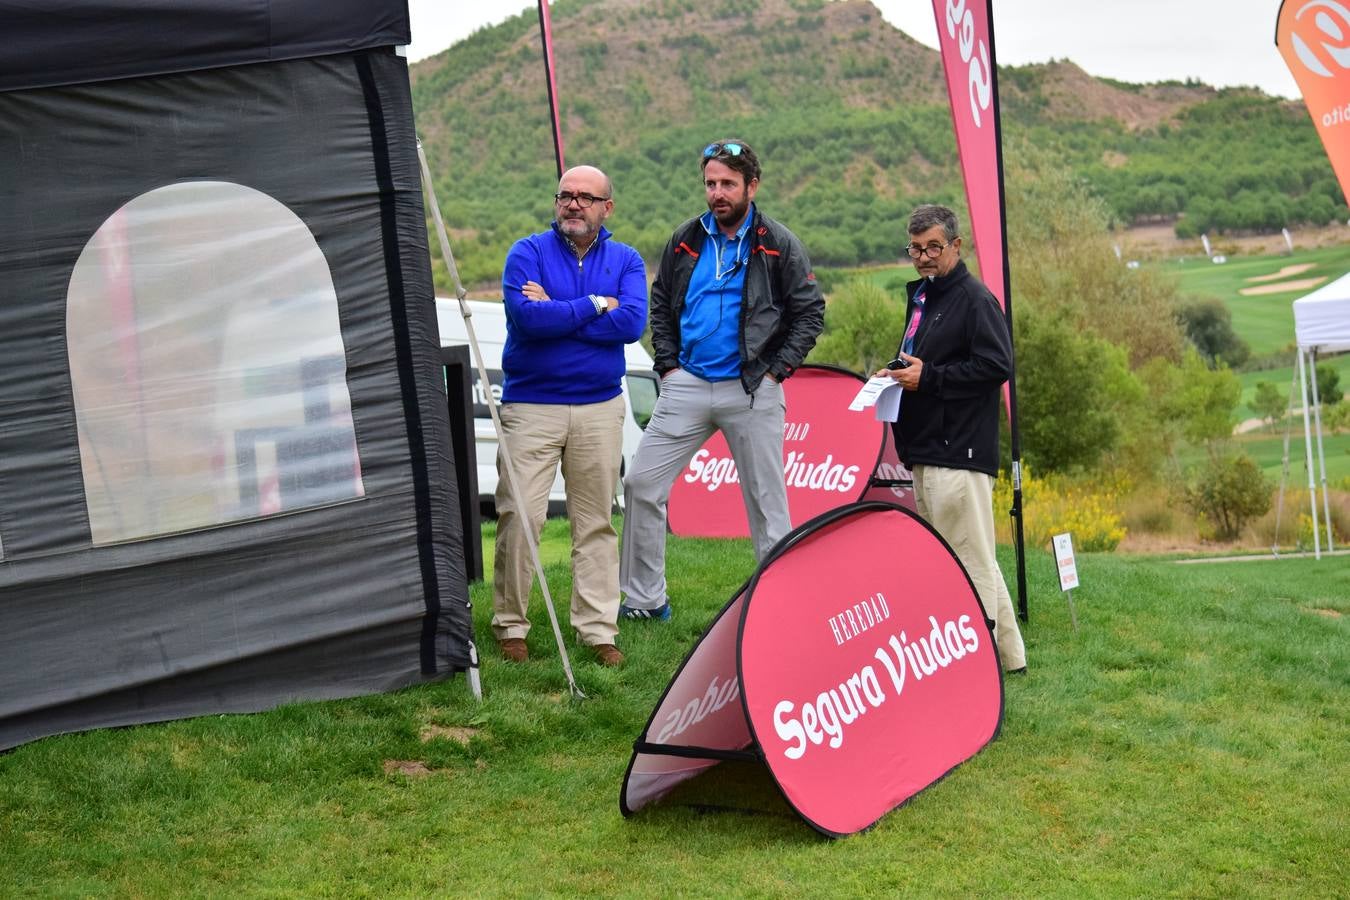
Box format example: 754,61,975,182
890,260,1012,477
649,209,825,393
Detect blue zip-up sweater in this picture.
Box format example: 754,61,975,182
677,206,753,381
500,223,648,405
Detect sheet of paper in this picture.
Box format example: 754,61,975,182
874,382,901,422
848,376,902,421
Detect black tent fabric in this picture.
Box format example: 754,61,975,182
0,0,412,92
0,1,473,750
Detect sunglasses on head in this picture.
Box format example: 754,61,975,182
702,141,745,158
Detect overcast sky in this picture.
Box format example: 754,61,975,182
406,0,1301,100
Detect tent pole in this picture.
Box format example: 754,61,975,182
983,0,1028,623
1272,363,1300,555
1307,349,1334,552
1295,349,1321,559
417,140,586,699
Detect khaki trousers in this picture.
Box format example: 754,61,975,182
492,395,624,646
911,464,1027,671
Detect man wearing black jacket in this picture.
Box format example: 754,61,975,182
876,204,1026,673
619,139,824,621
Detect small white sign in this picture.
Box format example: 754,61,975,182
1052,532,1079,592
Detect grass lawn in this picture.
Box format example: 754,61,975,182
1160,244,1350,357
3,522,1347,896
1236,354,1350,422
1174,429,1350,486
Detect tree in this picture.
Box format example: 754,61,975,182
1250,381,1286,430
1014,307,1140,473
1185,452,1272,540
1159,348,1241,447
1324,400,1350,434
1177,297,1250,369
807,278,906,376
1139,347,1241,479
1315,363,1343,406
1004,144,1186,367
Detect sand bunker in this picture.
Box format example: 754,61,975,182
1245,264,1316,283
1238,276,1327,296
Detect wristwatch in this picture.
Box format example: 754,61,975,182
589,294,607,315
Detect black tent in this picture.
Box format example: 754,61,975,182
0,0,473,750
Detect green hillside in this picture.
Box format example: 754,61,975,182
409,0,1345,292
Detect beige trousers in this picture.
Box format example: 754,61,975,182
492,396,625,646
911,464,1027,671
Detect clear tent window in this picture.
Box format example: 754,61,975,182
66,180,364,545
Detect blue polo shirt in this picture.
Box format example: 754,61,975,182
678,204,754,382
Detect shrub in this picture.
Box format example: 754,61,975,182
994,466,1127,552
1121,492,1179,535
1249,486,1349,549
1184,452,1272,540
1325,402,1350,434
807,278,906,375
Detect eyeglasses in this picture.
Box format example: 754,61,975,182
555,191,610,208
703,141,745,158
904,240,954,259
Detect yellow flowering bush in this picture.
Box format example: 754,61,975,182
994,466,1127,552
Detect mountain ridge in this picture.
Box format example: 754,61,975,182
409,0,1332,288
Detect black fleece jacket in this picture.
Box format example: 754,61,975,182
889,259,1012,477
649,209,824,394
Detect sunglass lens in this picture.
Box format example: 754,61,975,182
703,142,744,158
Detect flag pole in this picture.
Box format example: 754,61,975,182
536,0,566,178
985,0,1029,622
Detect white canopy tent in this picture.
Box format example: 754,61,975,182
1291,273,1350,557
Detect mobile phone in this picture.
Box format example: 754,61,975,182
886,357,910,370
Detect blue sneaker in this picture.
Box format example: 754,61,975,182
619,602,671,621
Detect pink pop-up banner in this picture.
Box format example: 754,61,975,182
667,365,910,541
621,502,1003,837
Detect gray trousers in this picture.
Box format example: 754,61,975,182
620,368,789,609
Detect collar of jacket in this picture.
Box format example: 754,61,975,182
907,258,970,301
674,208,781,259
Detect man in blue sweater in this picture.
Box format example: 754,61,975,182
493,165,647,667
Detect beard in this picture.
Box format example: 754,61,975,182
709,195,751,230
556,213,596,242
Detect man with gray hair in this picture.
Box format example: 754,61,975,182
493,164,647,667
875,204,1026,673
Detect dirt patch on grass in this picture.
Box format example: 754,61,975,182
1238,277,1327,296
420,725,478,745
1246,264,1316,282
383,759,435,778
1303,606,1343,618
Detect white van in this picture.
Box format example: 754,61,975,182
436,297,659,514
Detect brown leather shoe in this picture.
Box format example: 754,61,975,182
591,643,624,667
498,638,528,662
